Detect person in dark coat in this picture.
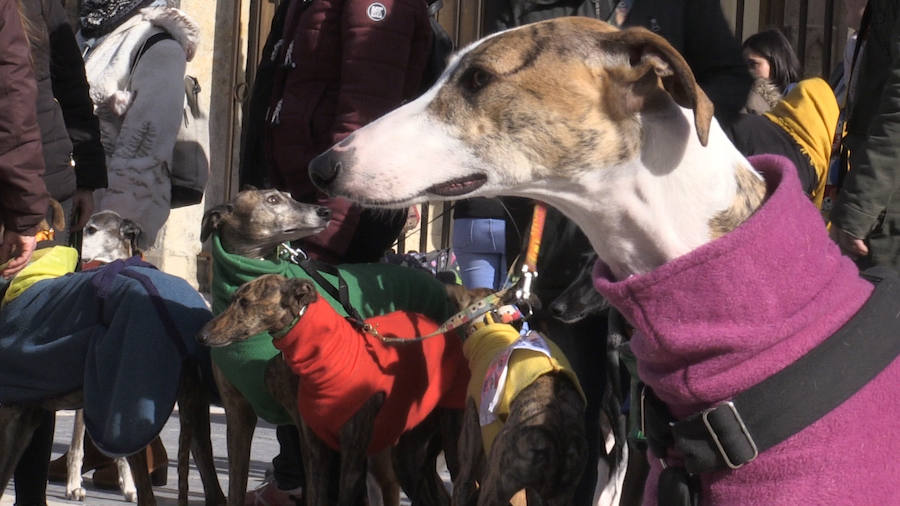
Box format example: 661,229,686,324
0,0,50,281
20,0,107,245
830,0,900,273
246,1,437,502
472,2,753,504
11,1,107,503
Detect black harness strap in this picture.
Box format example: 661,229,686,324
641,267,900,503
297,259,367,328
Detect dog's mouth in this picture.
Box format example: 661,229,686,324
426,174,487,197
282,224,327,236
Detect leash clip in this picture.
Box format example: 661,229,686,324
279,242,308,264
514,266,537,305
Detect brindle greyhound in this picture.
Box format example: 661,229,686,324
199,187,407,506
444,285,587,506
196,275,462,506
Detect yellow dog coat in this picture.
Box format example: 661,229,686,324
463,322,585,453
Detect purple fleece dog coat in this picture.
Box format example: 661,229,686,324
594,155,900,505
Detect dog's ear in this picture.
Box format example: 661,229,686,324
605,27,713,146
200,203,234,242
120,219,142,255
282,278,318,314
240,184,258,192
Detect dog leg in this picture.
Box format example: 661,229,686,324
0,406,45,494
213,361,257,506
297,419,336,506
178,363,226,505
66,409,87,501
338,393,384,506
368,448,400,506
114,456,138,502
452,398,484,506
393,410,449,506
125,447,156,506
438,407,463,480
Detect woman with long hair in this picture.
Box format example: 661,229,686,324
743,28,802,95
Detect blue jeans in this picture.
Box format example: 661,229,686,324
452,218,506,290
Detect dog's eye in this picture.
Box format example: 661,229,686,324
266,194,280,204
85,226,97,235
238,298,250,309
461,67,493,93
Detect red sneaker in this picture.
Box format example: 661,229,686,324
244,477,303,506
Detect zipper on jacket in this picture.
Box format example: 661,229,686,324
283,40,296,69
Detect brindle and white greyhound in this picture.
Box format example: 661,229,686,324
308,16,900,506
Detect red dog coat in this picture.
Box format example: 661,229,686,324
273,297,469,454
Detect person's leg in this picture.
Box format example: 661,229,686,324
271,425,305,489
452,218,507,290
13,410,55,506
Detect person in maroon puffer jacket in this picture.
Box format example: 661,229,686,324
265,0,434,265
249,1,436,503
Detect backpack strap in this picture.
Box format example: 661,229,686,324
130,32,176,77
640,269,900,504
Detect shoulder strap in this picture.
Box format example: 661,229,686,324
130,32,176,77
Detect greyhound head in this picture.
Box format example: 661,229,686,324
310,17,713,208
309,17,760,279
550,253,610,323
81,210,142,263
197,275,318,347
200,187,331,259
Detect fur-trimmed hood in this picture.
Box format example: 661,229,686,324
78,5,198,116
742,78,783,115
138,5,199,61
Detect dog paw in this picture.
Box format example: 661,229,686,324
122,489,137,503
66,487,86,501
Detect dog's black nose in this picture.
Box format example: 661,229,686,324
550,300,567,318
316,207,331,219
309,151,342,190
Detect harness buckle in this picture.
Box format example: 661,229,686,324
700,401,759,470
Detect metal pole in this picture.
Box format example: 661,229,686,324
797,0,809,75
823,0,835,77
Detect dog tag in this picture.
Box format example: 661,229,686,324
479,330,554,426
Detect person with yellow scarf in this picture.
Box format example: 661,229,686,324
724,77,840,208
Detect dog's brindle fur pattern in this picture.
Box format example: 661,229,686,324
200,188,338,505
200,188,331,259
445,285,588,506
709,163,768,239
198,275,458,506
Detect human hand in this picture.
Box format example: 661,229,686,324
70,188,95,231
0,230,37,278
830,226,869,259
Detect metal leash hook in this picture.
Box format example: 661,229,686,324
278,242,308,264
514,266,537,309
